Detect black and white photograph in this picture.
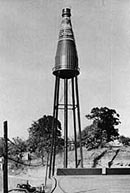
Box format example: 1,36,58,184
0,0,130,192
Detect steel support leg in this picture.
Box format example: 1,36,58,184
71,78,78,168
49,76,60,177
52,77,60,176
75,77,83,168
64,78,68,168
49,76,83,174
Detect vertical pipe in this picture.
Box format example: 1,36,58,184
3,121,8,193
71,78,78,168
64,78,68,168
49,77,58,178
52,77,60,176
75,77,83,168
45,151,49,187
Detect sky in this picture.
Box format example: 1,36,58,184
0,0,130,139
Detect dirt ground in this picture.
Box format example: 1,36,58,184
0,166,52,193
0,146,130,192
55,175,130,193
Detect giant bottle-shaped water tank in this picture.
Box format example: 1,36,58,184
53,8,79,79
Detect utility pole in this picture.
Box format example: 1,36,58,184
3,121,8,193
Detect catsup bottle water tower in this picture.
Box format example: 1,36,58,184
49,8,83,177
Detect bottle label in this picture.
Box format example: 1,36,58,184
59,17,74,41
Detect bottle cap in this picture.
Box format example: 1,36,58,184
62,8,71,17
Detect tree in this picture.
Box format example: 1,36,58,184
0,137,4,157
27,115,64,162
81,107,120,149
8,137,27,169
80,123,107,149
8,137,27,157
119,135,130,146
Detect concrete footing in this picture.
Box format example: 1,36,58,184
57,168,130,175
